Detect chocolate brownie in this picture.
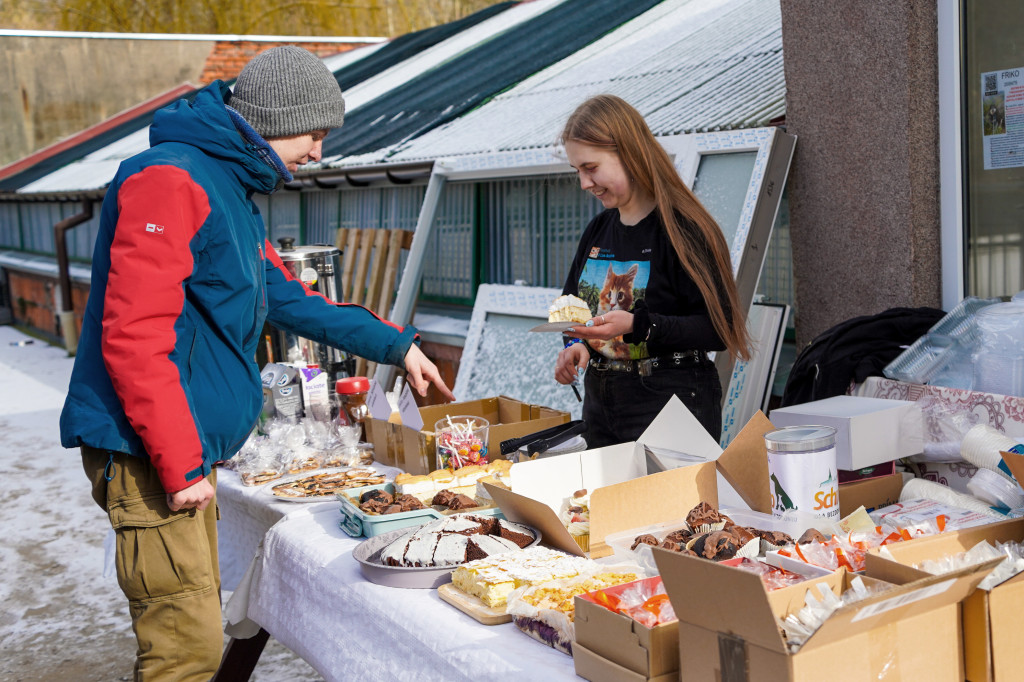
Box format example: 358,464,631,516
660,538,685,552
431,489,457,507
360,489,393,505
447,494,479,510
631,534,660,551
664,529,694,545
750,528,794,547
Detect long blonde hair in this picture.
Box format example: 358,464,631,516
560,94,751,361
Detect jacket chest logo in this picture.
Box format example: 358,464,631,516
145,223,165,234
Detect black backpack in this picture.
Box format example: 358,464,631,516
780,307,946,407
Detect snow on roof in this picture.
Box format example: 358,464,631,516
333,0,785,167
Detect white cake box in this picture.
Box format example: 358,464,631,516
769,395,920,471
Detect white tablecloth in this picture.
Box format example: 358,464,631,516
225,505,578,682
216,464,403,591
217,468,335,591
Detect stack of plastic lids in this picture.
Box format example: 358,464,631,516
884,296,999,385
967,469,1024,510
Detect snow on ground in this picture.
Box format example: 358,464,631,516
0,325,322,681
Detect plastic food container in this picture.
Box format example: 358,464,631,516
336,483,504,538
765,426,839,521
883,296,998,384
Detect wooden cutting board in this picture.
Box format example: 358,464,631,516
437,583,511,625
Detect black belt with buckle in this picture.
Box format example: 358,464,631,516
589,350,705,376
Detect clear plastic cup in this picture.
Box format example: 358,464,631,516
434,415,489,471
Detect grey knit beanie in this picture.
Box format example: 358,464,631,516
229,45,345,138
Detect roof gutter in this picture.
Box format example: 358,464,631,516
283,160,434,190
54,200,94,355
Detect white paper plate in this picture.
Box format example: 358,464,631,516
528,321,576,333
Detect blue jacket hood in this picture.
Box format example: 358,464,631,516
150,81,280,195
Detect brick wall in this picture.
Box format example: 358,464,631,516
6,270,89,343
199,41,363,84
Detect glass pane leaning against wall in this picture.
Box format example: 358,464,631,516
964,1,1024,297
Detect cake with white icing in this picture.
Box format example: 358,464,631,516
380,514,534,568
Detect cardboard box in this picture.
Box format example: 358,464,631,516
656,547,999,682
572,642,677,682
865,516,1024,682
486,396,776,558
573,576,679,682
837,472,904,517
769,395,919,470
365,395,569,475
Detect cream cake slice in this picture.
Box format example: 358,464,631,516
547,294,592,323
451,547,590,608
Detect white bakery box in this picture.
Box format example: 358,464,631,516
769,395,920,471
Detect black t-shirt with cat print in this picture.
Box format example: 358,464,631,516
562,208,725,360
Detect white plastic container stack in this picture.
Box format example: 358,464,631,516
973,302,1024,396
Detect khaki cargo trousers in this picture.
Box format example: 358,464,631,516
83,446,223,682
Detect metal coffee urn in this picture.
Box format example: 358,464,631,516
263,237,353,382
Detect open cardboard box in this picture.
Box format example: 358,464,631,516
655,546,1000,682
486,396,778,558
865,511,1024,682
573,576,678,682
365,395,569,475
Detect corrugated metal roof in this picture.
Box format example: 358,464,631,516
319,0,665,160
327,1,516,93
361,0,784,165
342,0,564,112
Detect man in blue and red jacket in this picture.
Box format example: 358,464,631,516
60,46,453,680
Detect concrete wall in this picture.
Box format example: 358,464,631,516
0,37,212,167
779,1,941,347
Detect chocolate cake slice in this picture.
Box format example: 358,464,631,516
496,519,534,548
466,535,519,562
431,534,469,566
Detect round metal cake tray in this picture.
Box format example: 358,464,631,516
353,523,541,589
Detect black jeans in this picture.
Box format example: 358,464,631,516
582,354,722,448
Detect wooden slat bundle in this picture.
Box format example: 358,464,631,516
334,227,414,380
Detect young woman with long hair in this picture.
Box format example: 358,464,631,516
554,94,750,445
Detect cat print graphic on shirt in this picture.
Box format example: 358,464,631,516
578,259,650,360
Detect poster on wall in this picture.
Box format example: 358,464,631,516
982,67,1024,170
